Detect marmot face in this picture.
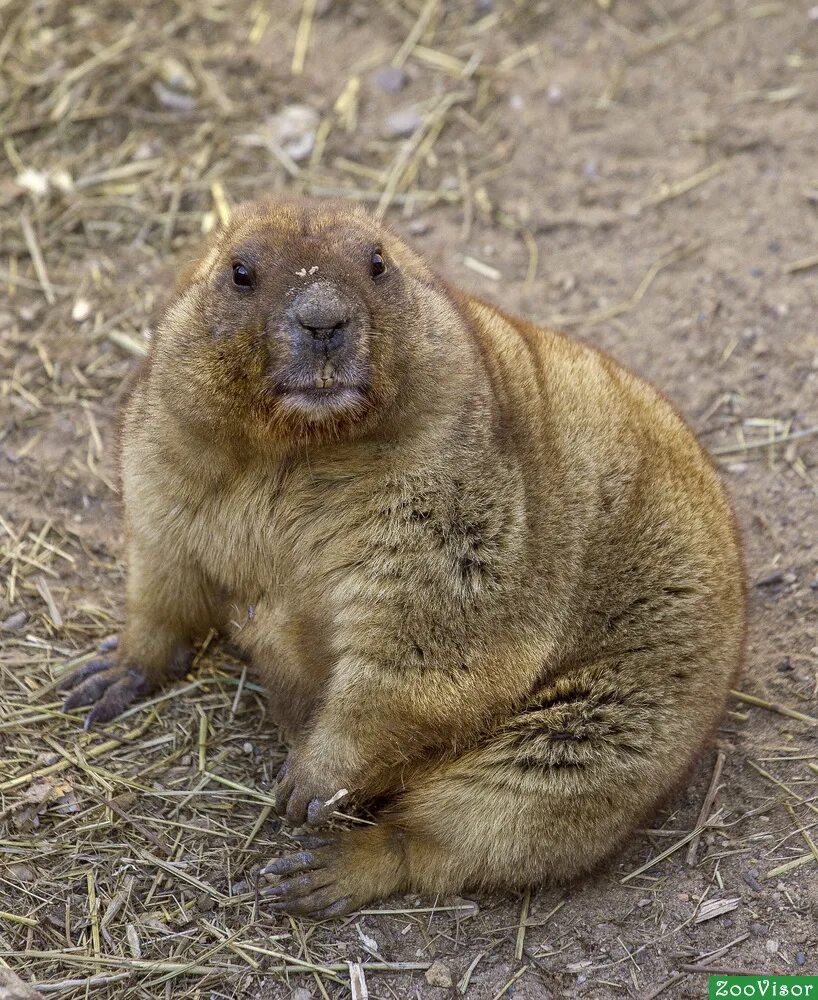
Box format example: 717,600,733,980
155,199,443,445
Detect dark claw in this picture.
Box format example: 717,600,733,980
274,763,295,816
262,873,319,899
62,665,145,728
266,888,353,918
308,790,348,826
261,851,316,877
285,795,308,825
59,658,113,692
98,635,119,653
307,798,325,826
266,899,296,912
312,897,353,919
82,675,142,728
62,672,114,710
292,833,335,849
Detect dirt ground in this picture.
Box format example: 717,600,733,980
1,1,817,998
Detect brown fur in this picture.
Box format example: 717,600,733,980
61,198,745,916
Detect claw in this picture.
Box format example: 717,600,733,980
82,674,142,728
307,788,349,826
262,873,323,899
62,672,114,711
311,897,353,919
261,851,316,877
274,764,293,815
62,665,145,728
292,833,335,849
59,658,113,693
266,889,353,918
98,635,119,653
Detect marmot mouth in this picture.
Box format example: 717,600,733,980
275,383,371,422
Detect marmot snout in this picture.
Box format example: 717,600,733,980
61,197,745,917
279,279,371,406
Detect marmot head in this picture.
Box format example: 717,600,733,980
152,198,465,448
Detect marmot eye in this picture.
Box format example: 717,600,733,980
232,262,255,288
371,252,387,279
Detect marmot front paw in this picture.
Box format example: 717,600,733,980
274,758,349,826
60,638,190,729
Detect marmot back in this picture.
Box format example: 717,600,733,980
61,197,745,915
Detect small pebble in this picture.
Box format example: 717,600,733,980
373,65,408,93
385,107,423,138
19,304,42,323
8,863,35,882
750,921,768,936
266,105,319,162
292,989,314,1000
547,83,563,103
765,939,779,954
425,960,453,989
1,610,27,631
158,56,196,93
16,168,50,197
796,952,807,966
72,298,91,322
243,742,254,755
583,158,600,179
152,82,197,112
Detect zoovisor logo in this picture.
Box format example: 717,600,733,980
710,978,817,999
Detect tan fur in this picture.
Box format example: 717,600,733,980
62,198,745,915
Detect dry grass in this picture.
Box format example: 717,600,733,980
1,1,817,997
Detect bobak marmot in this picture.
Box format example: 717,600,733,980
61,198,745,917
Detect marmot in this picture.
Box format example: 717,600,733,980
61,198,745,917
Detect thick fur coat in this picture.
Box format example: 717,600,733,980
62,199,745,915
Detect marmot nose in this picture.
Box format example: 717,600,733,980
291,282,351,342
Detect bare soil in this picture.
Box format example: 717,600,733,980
1,2,816,998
